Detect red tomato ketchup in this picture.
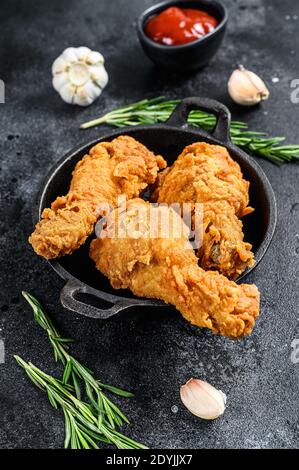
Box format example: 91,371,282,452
145,7,218,46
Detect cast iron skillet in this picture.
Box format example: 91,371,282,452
34,97,277,319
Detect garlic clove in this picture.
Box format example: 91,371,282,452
180,378,226,420
84,81,102,100
52,72,69,92
75,46,92,61
228,66,269,106
73,86,94,107
62,47,79,63
52,57,68,75
59,82,76,104
91,66,109,89
87,51,105,65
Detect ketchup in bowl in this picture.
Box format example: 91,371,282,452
145,6,218,46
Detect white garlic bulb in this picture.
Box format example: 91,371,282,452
52,47,108,107
228,65,269,106
180,378,226,420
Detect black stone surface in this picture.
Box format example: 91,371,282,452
0,0,298,449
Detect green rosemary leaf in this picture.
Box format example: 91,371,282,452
53,347,58,363
98,382,134,398
71,371,81,400
76,427,90,449
63,409,71,449
109,428,148,449
53,337,74,344
76,421,109,444
79,428,99,449
62,360,73,385
97,393,104,429
85,381,99,411
103,395,130,425
47,389,58,409
70,358,89,379
24,370,44,391
70,423,78,449
101,395,116,429
108,409,122,428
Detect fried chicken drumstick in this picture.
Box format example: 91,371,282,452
152,142,255,280
90,199,260,338
29,136,166,259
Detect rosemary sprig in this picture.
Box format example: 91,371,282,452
80,97,299,164
16,292,147,449
14,356,146,449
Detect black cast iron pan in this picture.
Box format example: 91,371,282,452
33,97,277,319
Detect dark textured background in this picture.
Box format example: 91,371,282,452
0,0,298,449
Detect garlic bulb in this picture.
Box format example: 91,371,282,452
180,378,226,420
52,47,108,106
228,65,269,106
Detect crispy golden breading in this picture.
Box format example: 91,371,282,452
152,142,255,280
90,199,260,338
29,136,166,259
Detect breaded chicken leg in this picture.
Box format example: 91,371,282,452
152,142,255,280
29,136,166,259
90,199,260,338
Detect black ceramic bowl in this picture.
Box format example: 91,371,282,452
33,97,276,320
137,0,228,71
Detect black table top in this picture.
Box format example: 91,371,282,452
1,0,298,449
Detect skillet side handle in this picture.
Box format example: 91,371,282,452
166,97,231,143
60,279,137,320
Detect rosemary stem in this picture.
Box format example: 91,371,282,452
79,97,299,164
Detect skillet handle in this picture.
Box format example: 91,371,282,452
166,97,231,143
60,279,143,319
